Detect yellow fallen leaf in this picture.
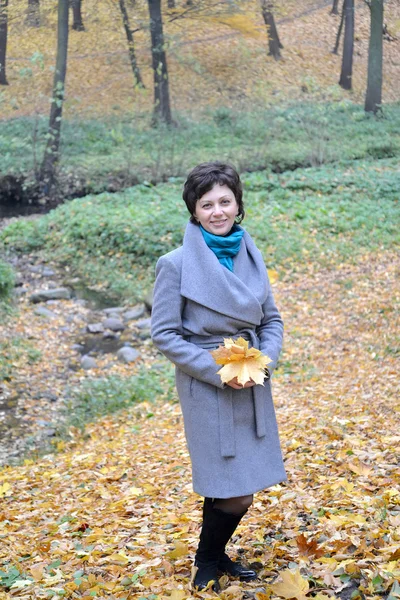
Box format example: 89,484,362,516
166,541,188,559
107,553,130,565
127,486,143,496
348,462,373,477
170,590,187,600
268,268,279,284
30,565,44,581
219,584,244,599
211,337,271,386
270,568,309,600
0,482,11,498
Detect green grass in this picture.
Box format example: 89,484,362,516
0,258,15,299
60,362,175,433
1,101,400,191
0,337,42,382
1,158,399,302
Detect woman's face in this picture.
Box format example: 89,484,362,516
194,184,239,236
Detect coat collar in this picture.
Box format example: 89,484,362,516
180,222,267,325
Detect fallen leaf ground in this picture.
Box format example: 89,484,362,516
4,0,400,119
0,249,399,599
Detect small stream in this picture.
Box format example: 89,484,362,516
0,254,142,464
0,204,51,219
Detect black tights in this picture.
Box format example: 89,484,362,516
213,494,253,515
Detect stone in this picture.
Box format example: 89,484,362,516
136,317,151,330
103,307,124,315
71,344,84,352
42,392,58,402
42,267,55,277
103,317,125,332
14,273,24,286
122,305,146,322
80,356,98,370
87,323,105,334
30,288,72,303
102,331,117,339
34,306,57,319
143,288,153,311
117,347,140,363
138,329,151,340
14,287,28,297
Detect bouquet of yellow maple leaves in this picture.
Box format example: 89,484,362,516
211,337,272,386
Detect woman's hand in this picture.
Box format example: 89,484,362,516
226,377,256,389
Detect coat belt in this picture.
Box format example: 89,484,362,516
185,330,267,458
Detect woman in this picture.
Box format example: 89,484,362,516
151,162,286,592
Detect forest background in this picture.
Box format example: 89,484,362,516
0,1,399,599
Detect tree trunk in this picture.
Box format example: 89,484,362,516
365,0,383,113
339,0,354,89
26,0,41,27
260,0,283,60
119,0,144,88
147,0,172,125
71,0,84,31
0,0,8,85
39,0,69,197
167,0,175,7
333,0,345,54
331,0,340,15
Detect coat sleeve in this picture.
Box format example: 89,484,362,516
151,254,225,389
256,275,284,375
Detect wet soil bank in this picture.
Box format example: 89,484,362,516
0,157,321,219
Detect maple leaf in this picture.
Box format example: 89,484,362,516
270,568,310,600
211,337,272,386
296,533,325,558
348,462,373,477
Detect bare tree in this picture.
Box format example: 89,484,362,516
26,0,41,27
260,0,283,60
0,0,8,85
364,0,383,113
118,0,144,87
331,0,340,15
39,0,69,196
333,0,345,54
339,0,354,89
71,0,84,30
147,0,172,125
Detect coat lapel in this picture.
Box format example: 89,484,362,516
180,222,266,325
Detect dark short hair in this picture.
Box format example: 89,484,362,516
182,162,245,225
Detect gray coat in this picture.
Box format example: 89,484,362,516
151,222,286,498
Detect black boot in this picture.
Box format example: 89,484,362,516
212,505,257,582
194,499,257,591
218,553,257,581
193,498,221,592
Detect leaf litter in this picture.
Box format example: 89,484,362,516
0,249,399,599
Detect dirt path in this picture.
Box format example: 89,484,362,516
0,249,399,598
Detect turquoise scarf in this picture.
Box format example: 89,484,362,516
200,225,244,272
